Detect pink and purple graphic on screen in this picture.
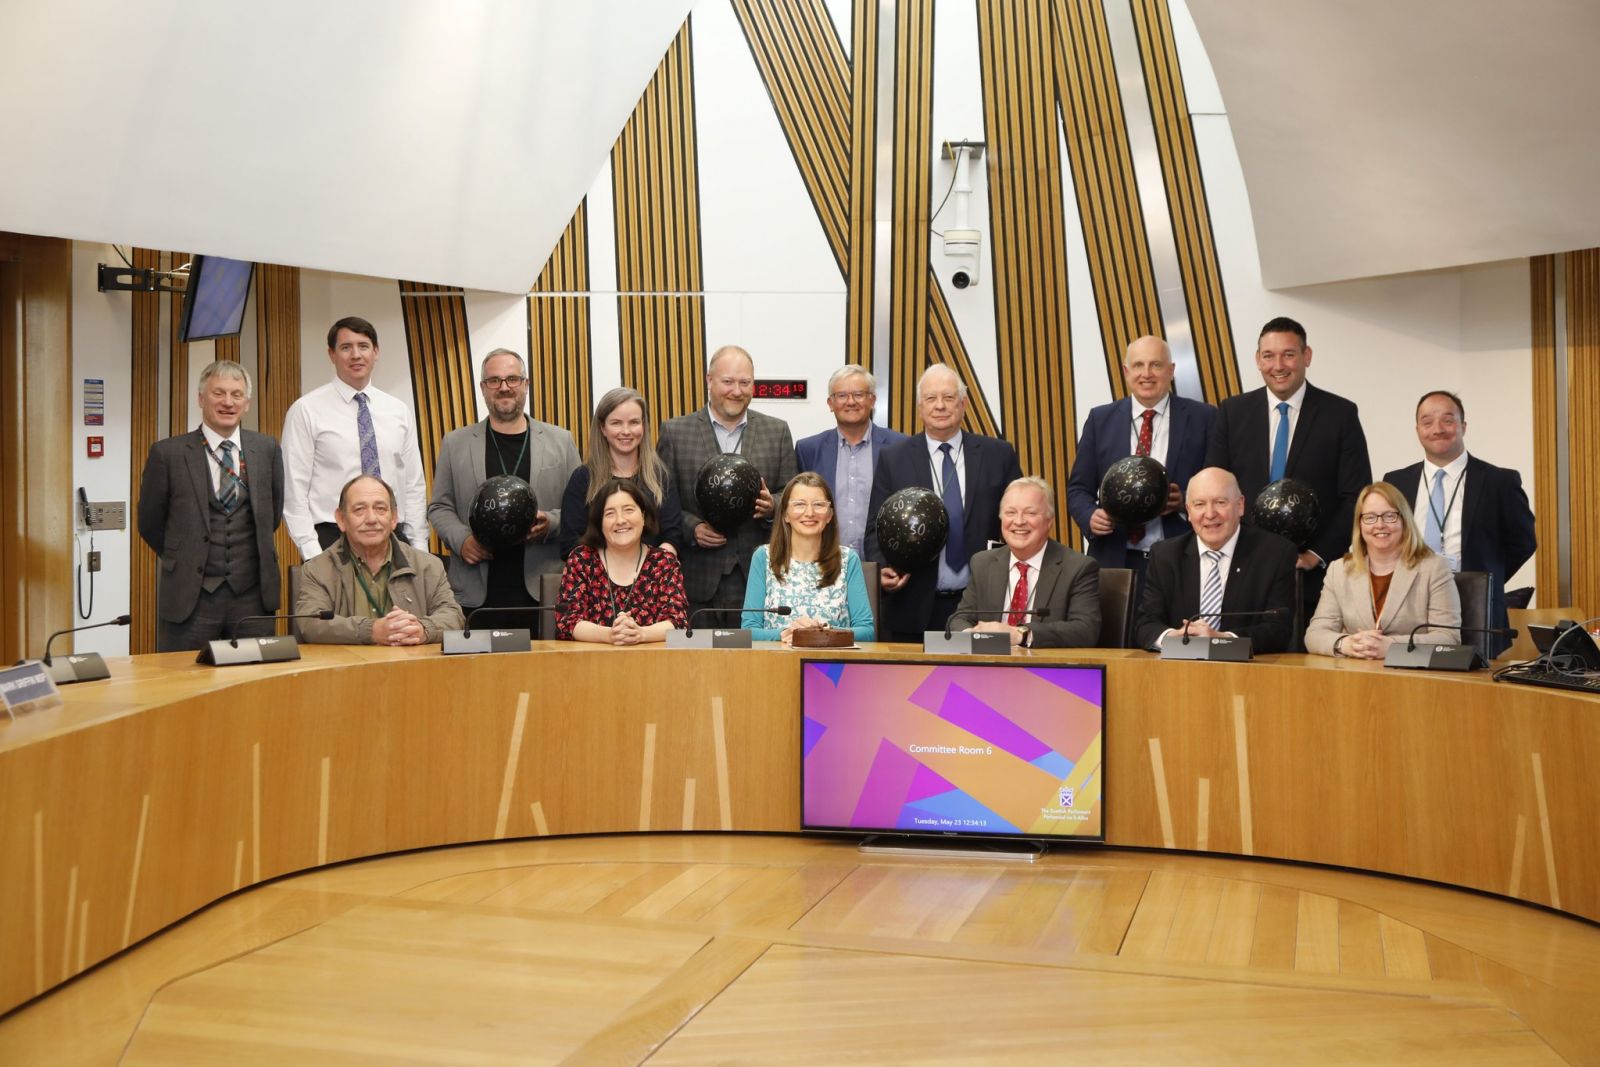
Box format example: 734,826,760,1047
802,661,1104,839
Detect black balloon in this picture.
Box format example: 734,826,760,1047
1098,455,1167,526
470,475,539,552
1248,478,1320,547
872,487,949,573
695,454,762,535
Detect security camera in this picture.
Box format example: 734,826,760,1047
944,228,982,289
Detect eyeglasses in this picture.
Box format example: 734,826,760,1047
788,501,834,514
1359,511,1402,526
481,375,526,390
830,391,870,403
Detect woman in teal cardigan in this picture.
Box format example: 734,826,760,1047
741,472,875,644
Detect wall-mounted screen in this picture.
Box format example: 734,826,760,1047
178,255,254,342
801,659,1105,842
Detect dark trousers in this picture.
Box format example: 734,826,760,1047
158,584,270,653
887,589,965,643
690,564,749,625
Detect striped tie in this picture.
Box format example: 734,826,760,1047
216,440,243,514
1198,549,1224,628
355,392,382,477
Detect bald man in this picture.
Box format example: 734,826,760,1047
1133,467,1298,653
1066,337,1214,583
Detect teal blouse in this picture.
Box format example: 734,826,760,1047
741,545,875,643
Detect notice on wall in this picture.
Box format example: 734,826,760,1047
84,378,105,426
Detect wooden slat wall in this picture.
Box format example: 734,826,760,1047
889,0,999,436
977,0,1078,544
529,201,593,456
846,0,879,365
397,283,476,530
1050,0,1164,400
613,22,707,424
1530,256,1558,604
255,264,301,610
167,253,191,436
1128,0,1240,402
128,248,162,654
1566,250,1600,616
0,234,72,664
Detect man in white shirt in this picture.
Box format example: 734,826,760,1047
281,316,430,559
950,477,1101,647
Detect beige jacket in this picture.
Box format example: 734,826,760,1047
297,538,464,644
1304,552,1460,655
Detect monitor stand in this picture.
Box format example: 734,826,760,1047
857,835,1044,863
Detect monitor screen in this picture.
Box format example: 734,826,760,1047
178,255,254,342
801,659,1105,841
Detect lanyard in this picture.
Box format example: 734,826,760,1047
204,439,246,482
490,427,530,477
927,439,963,497
603,544,646,624
352,556,391,616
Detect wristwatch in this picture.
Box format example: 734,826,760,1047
1019,625,1033,648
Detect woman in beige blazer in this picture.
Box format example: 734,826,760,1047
1305,481,1461,657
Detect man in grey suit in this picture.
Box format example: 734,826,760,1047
659,345,799,615
428,349,581,612
136,361,285,652
951,477,1101,647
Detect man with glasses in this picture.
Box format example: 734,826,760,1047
659,345,799,616
949,477,1101,648
428,349,580,612
1383,390,1535,658
282,316,431,559
865,364,1023,641
794,365,908,555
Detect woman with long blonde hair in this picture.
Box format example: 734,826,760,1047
558,386,684,558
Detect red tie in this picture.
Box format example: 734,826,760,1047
1007,562,1030,626
1128,408,1156,543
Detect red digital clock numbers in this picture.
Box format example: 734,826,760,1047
753,379,808,399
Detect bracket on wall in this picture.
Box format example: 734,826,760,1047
96,264,187,294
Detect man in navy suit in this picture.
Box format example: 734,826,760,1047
1384,390,1535,658
1205,316,1371,636
1066,336,1215,585
865,364,1023,641
794,365,909,556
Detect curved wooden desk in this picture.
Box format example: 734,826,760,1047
1,643,1595,1015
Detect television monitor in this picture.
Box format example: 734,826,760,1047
801,659,1105,842
177,255,254,342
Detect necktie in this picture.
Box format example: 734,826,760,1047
939,443,967,570
355,392,382,477
1422,468,1446,553
216,440,243,513
1007,561,1030,626
1128,408,1157,543
1269,401,1290,482
1199,549,1224,628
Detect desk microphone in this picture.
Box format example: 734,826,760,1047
1175,607,1286,643
462,604,566,638
683,605,790,639
1402,623,1516,653
228,611,334,646
40,614,131,666
27,614,131,685
943,608,1050,640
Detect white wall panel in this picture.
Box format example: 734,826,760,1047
299,273,413,403
465,290,530,420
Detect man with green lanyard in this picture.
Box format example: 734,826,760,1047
298,475,464,644
429,348,581,612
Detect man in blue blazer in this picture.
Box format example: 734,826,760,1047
865,364,1023,641
1384,390,1536,658
794,365,909,556
1067,336,1215,578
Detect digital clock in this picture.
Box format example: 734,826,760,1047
753,378,808,399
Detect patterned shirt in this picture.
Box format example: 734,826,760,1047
556,544,689,639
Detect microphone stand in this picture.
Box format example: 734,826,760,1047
925,609,1051,656
1386,623,1518,672
1158,608,1287,661
30,614,132,685
442,604,567,655
666,607,792,649
197,611,333,666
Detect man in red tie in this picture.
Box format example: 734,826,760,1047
950,477,1102,648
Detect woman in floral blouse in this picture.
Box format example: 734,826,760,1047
741,472,875,644
557,478,688,643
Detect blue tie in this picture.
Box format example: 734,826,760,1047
1423,468,1446,553
939,442,967,570
355,392,382,478
1269,401,1290,482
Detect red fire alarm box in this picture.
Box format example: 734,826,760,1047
87,436,104,458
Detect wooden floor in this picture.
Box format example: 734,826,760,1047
2,835,1598,1065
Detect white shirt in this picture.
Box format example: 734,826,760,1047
1157,526,1243,645
199,422,243,495
1412,450,1468,571
925,431,969,591
1266,381,1308,466
281,377,429,558
1127,395,1171,552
